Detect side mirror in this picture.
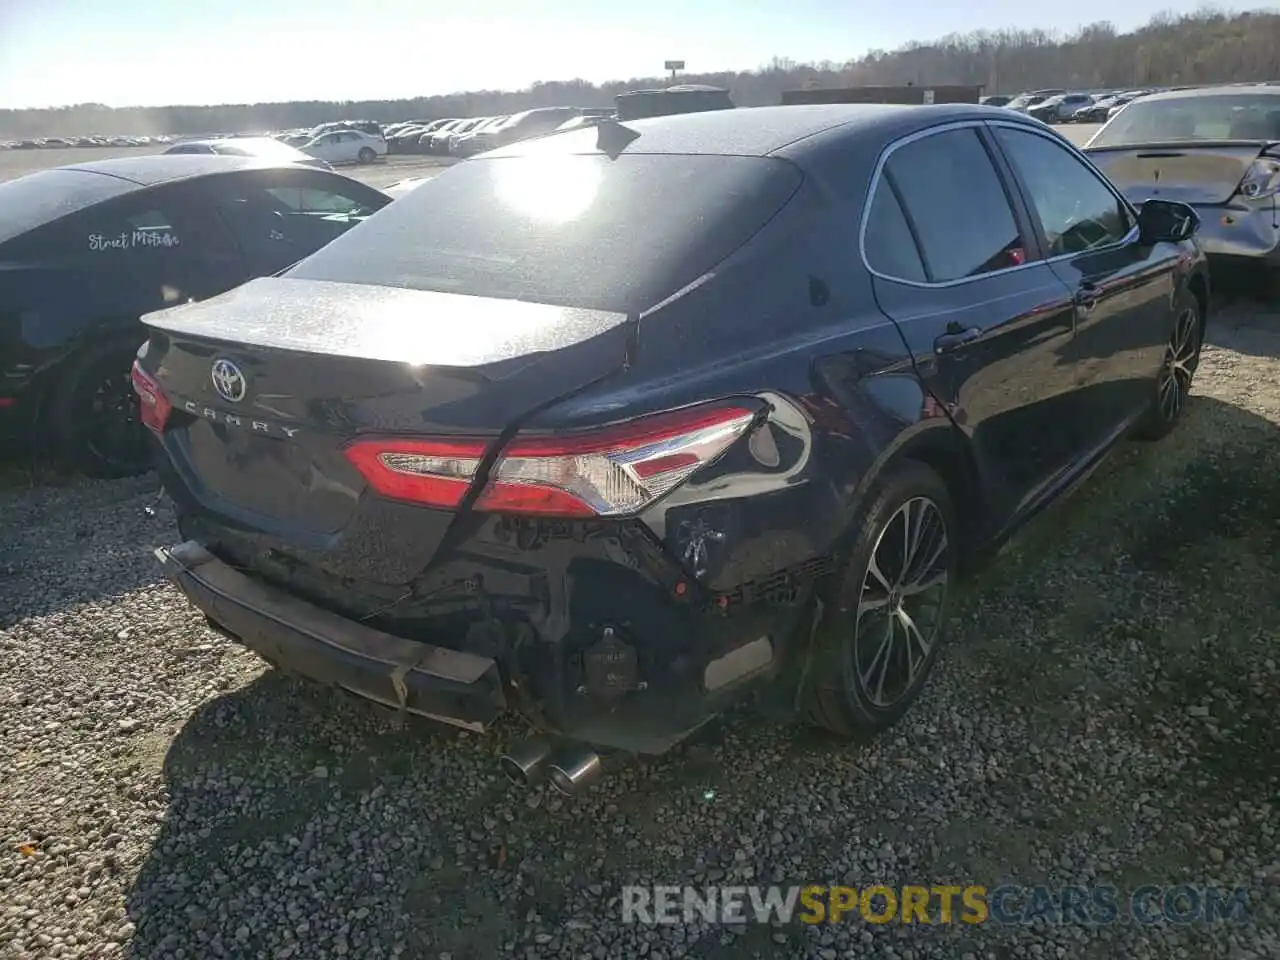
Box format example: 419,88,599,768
1137,199,1200,244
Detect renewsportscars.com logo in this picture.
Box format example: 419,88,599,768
621,884,1253,926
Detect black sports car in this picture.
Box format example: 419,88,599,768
0,155,391,476
140,106,1208,793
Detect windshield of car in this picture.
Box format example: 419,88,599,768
1091,92,1280,146
0,168,135,246
284,151,803,314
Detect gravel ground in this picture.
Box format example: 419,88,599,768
1,291,1278,960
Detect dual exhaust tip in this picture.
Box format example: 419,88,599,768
500,737,602,795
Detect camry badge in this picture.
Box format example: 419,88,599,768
210,358,247,403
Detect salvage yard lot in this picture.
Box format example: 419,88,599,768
1,117,1278,960
0,122,1107,189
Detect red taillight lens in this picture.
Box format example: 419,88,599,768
342,403,759,516
343,437,488,508
478,405,759,517
130,360,171,433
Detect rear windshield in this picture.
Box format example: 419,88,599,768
0,168,134,246
1091,92,1280,146
285,152,803,313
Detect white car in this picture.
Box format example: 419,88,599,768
163,136,332,170
301,130,387,165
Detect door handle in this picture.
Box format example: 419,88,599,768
934,326,983,354
1075,282,1100,313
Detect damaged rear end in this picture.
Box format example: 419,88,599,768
137,149,806,780
1088,140,1280,261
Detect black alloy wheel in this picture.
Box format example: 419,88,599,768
48,339,153,478
1137,292,1202,441
803,460,957,737
851,496,951,709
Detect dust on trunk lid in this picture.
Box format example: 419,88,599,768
140,275,634,566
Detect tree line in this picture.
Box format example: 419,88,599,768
3,9,1278,138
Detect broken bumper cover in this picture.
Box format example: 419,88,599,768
155,540,508,731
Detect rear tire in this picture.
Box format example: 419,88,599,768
46,335,152,478
1134,290,1202,441
357,147,376,164
802,460,957,739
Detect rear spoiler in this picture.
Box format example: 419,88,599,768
1084,138,1280,153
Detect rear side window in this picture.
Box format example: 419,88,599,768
284,153,804,314
211,173,385,253
82,205,183,252
884,128,1025,282
863,181,926,282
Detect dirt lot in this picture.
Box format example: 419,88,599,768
2,116,1277,960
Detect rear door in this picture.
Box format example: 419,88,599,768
9,185,245,340
864,122,1083,523
990,122,1177,439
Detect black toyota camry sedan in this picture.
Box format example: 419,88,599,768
139,105,1208,793
0,155,390,476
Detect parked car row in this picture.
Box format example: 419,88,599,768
989,88,1155,124
1,135,175,149
989,80,1280,126
383,107,609,155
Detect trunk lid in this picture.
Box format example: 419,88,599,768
143,276,633,566
1086,142,1269,204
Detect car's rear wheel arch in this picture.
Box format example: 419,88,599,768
847,424,987,574
41,321,150,476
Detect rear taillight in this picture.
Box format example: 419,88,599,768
343,437,486,509
342,403,760,517
1238,156,1280,200
130,360,171,433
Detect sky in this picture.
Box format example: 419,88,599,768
0,0,1237,109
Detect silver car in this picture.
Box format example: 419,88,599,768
1085,85,1280,266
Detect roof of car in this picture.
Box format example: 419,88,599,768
56,154,305,186
488,103,1041,161
1137,84,1280,103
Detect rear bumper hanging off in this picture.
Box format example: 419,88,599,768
155,540,508,731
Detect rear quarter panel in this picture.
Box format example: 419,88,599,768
519,176,949,594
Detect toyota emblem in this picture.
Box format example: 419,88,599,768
210,358,247,403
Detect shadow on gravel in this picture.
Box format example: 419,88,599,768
1209,272,1280,358
121,395,1280,960
957,396,1279,890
